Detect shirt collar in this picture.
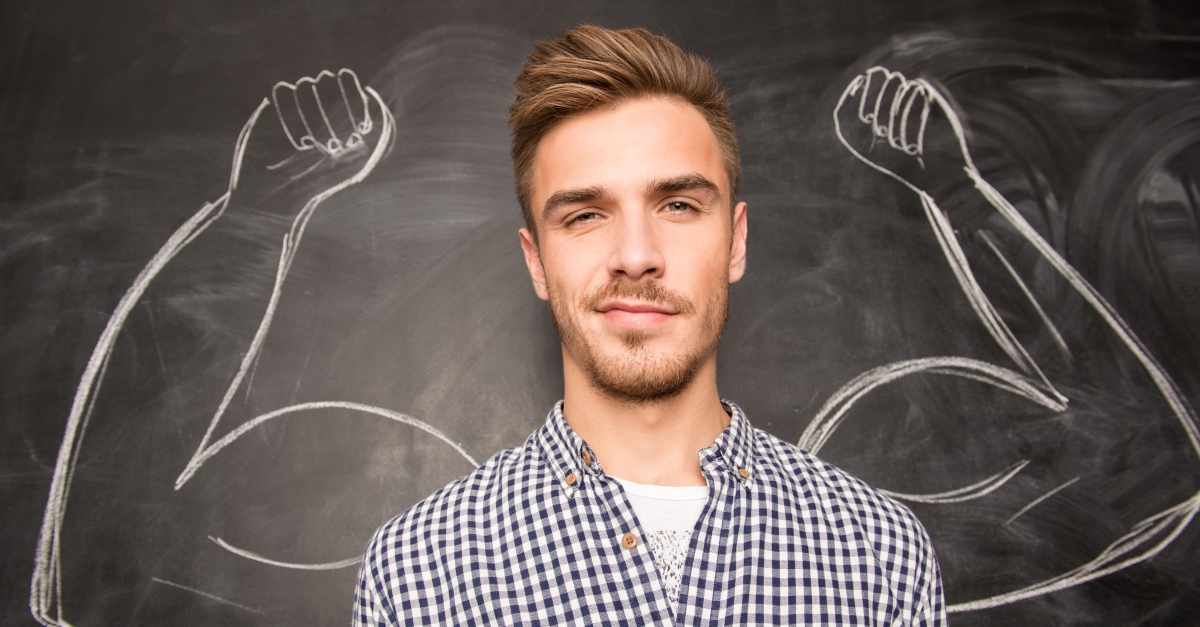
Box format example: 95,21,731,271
699,400,756,485
535,399,757,496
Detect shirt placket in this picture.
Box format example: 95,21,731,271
673,414,754,626
566,436,677,624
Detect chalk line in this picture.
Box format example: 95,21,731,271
151,577,263,615
1005,476,1080,526
978,231,1072,362
184,401,479,479
951,492,1200,611
881,460,1030,505
210,537,362,571
798,356,1065,456
188,401,476,570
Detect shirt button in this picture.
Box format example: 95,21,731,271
621,532,638,550
581,448,592,466
738,468,750,479
565,472,577,486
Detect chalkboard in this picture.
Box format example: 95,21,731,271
3,1,1199,625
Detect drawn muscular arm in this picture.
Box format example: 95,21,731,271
832,66,1197,450
31,69,395,627
826,65,1200,613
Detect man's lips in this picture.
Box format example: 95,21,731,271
596,301,676,329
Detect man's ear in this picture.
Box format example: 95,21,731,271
728,201,748,283
519,228,550,301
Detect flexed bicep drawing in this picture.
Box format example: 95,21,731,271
811,66,1200,612
30,70,477,627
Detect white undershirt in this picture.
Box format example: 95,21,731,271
612,478,708,608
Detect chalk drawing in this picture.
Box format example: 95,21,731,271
150,577,264,616
28,70,472,627
817,65,1200,612
30,61,1196,624
879,458,1033,506
195,402,479,571
1004,477,1082,527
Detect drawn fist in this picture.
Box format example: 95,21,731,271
272,69,374,156
230,68,392,216
833,66,974,196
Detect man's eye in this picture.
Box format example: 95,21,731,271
568,211,599,225
665,201,697,213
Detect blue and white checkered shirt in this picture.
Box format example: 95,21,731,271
354,402,946,625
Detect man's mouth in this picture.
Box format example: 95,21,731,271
596,300,676,329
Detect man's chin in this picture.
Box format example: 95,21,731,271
590,364,694,404
581,344,705,404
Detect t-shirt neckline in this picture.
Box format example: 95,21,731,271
611,476,709,501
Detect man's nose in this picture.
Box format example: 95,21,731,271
607,209,665,281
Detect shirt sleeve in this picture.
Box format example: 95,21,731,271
352,546,395,627
913,528,948,627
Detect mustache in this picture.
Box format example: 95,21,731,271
580,278,695,315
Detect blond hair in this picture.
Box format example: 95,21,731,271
508,25,740,239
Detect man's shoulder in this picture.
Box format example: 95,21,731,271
741,420,945,624
750,426,931,545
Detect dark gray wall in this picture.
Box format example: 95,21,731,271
3,1,1199,625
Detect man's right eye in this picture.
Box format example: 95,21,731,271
567,211,599,225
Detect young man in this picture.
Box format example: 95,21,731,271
355,25,946,626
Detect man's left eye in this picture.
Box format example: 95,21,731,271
666,201,696,212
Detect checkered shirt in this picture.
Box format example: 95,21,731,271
354,401,946,626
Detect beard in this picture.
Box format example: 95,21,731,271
548,276,730,404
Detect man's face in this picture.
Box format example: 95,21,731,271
519,96,748,403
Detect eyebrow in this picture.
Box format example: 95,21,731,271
539,173,724,222
646,173,723,202
541,185,610,222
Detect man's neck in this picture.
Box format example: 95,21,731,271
561,354,729,487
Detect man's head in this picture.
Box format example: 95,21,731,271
509,25,740,239
512,25,747,404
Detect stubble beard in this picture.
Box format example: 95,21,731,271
549,277,730,404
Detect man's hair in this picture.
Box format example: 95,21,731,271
508,25,740,240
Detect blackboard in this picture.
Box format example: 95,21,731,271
3,1,1199,625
